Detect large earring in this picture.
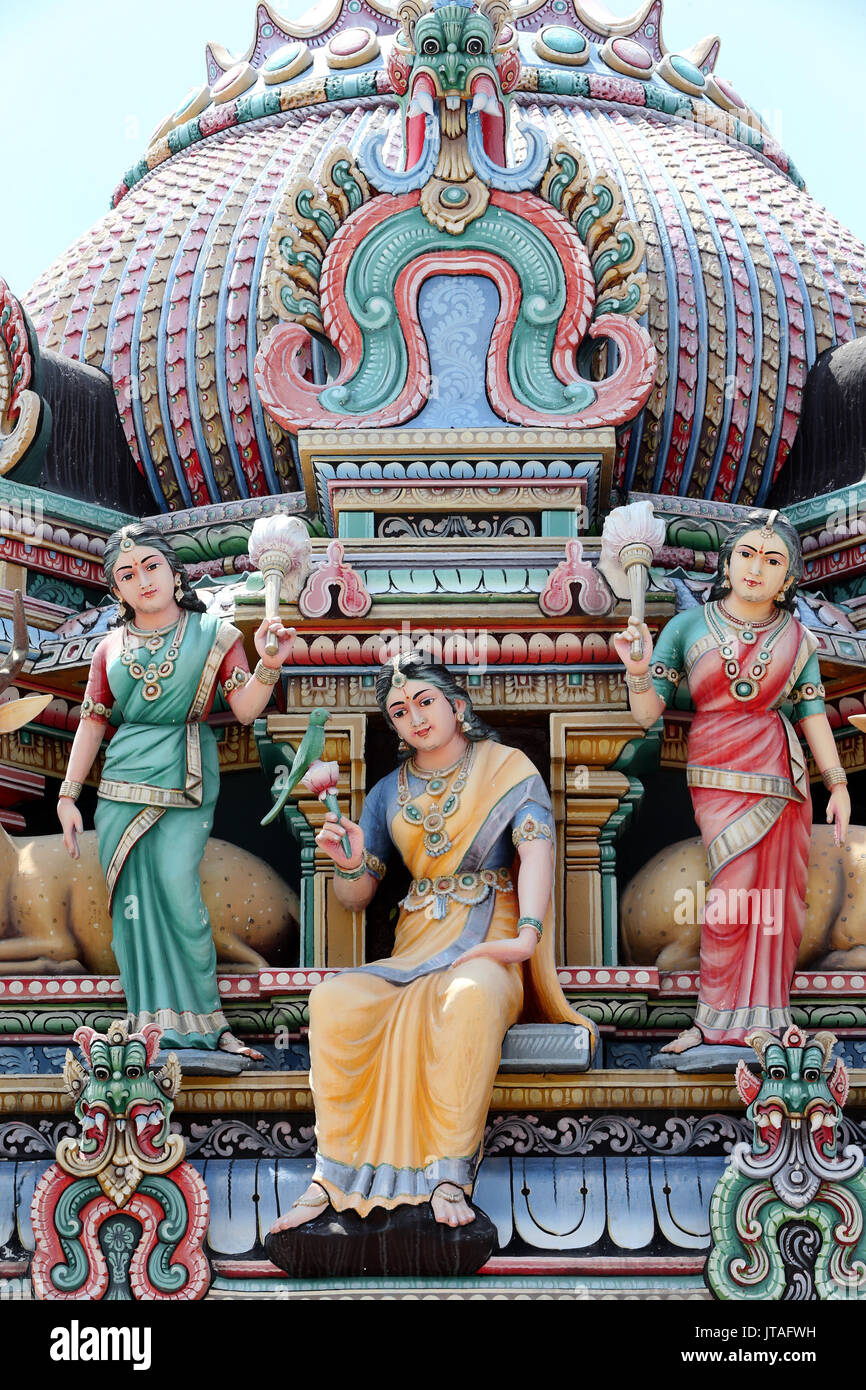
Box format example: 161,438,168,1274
113,590,133,623
457,710,469,730
721,564,732,594
398,738,409,752
174,573,184,600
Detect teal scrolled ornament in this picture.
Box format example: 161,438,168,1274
30,1020,211,1301
706,1025,866,1301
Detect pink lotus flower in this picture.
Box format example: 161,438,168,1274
301,760,340,799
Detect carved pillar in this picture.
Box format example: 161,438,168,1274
257,713,367,968
550,712,646,967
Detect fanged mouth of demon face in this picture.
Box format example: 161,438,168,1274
737,1027,847,1164
732,1025,862,1208
402,2,508,142
59,1021,183,1206
386,0,520,227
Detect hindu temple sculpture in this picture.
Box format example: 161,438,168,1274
615,510,850,1065
31,1021,211,1301
0,0,865,1298
57,523,295,1059
266,653,594,1273
706,1026,866,1301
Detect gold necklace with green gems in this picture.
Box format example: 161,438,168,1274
121,611,188,702
707,601,789,703
397,741,475,857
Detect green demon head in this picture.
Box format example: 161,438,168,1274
737,1025,848,1165
63,1020,180,1171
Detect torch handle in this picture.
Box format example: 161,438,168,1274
625,557,649,663
263,569,283,655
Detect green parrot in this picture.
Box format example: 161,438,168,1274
261,710,352,857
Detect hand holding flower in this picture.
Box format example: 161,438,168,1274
302,760,352,859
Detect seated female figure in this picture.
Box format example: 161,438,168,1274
271,653,593,1231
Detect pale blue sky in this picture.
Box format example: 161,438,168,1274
1,0,864,297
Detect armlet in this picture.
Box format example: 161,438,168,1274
222,666,250,695
790,682,825,705
651,662,682,686
364,849,387,880
512,815,553,847
80,695,112,721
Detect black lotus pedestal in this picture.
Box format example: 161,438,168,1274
265,1201,498,1279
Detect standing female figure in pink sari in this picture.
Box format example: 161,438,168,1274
614,510,850,1054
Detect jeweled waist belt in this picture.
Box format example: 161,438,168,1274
402,867,513,920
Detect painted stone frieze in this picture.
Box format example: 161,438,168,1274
31,1021,211,1301
706,1026,866,1301
254,0,656,433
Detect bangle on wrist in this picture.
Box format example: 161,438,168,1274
517,916,543,939
335,860,366,880
822,765,848,789
253,660,281,686
626,671,653,694
59,780,83,802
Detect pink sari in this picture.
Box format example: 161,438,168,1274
685,611,816,1044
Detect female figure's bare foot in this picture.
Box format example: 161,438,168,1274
431,1182,476,1227
218,1031,264,1062
659,1026,703,1054
269,1182,329,1234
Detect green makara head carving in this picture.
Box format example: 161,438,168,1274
706,1023,866,1299
63,1019,181,1168
737,1025,848,1163
412,5,497,96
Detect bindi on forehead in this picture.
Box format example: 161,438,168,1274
387,684,433,712
737,535,787,561
115,550,162,573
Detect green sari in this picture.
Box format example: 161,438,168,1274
94,610,240,1048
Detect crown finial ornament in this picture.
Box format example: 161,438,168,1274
759,509,780,541
388,653,412,692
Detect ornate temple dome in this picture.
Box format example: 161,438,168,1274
21,0,866,512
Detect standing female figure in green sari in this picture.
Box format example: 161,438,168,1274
57,523,295,1056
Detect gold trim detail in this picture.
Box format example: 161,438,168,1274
695,1001,792,1031
11,1071,866,1114
133,1006,229,1035
705,795,789,879
190,623,242,720
512,814,554,846
683,633,717,676
363,849,387,880
104,805,164,907
778,629,820,705
687,767,798,800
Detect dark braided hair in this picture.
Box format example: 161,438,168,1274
707,510,804,614
103,522,206,625
375,654,498,759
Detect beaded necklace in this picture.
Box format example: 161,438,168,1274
706,601,789,703
121,610,187,702
397,740,474,857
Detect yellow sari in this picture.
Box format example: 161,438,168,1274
309,739,590,1216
